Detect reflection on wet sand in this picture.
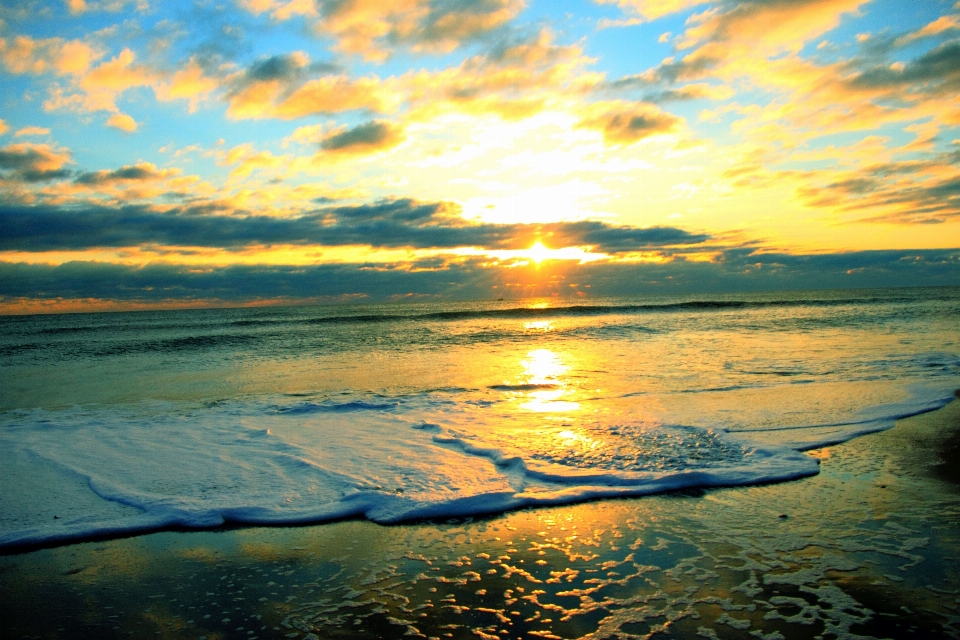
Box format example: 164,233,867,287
3,402,958,639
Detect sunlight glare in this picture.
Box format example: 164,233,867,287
524,320,554,332
518,349,581,413
522,349,568,384
528,241,551,264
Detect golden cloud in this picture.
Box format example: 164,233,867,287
226,73,392,120
239,0,524,62
318,120,406,157
576,100,682,144
106,113,137,132
402,30,599,120
0,34,102,76
13,126,52,137
594,0,710,22
153,59,220,112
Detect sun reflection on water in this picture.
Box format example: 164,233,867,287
521,349,567,384
517,349,581,413
523,320,553,332
558,429,600,449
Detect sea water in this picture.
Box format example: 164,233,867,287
1,287,958,550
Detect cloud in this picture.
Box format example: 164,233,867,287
796,158,960,225
319,120,405,155
403,30,600,120
0,198,710,254
0,259,495,306
613,3,960,134
64,0,149,14
576,100,682,144
2,248,958,309
231,51,314,87
678,0,866,57
596,1,960,207
223,53,389,120
847,39,960,97
619,0,867,90
73,162,177,186
0,143,72,182
237,0,315,21
18,25,592,131
222,147,288,179
596,16,644,29
0,34,102,76
642,83,735,103
36,47,217,124
537,221,710,250
106,113,138,132
153,58,220,112
0,120,8,136
593,0,711,23
13,127,51,137
894,14,960,47
239,0,524,62
79,48,158,102
41,47,160,120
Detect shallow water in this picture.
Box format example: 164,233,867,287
1,287,958,549
2,402,958,639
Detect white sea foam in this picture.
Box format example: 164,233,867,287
0,381,953,550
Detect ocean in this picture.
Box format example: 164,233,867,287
2,286,957,551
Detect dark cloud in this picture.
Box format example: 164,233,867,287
848,39,960,95
577,103,681,144
561,249,960,297
0,199,709,253
604,112,677,141
74,163,167,186
325,199,446,224
319,120,405,154
416,0,518,44
225,53,340,97
538,221,710,251
0,260,474,303
1,249,957,306
315,0,520,53
796,154,960,223
639,85,722,103
607,55,720,91
245,54,308,82
0,144,72,183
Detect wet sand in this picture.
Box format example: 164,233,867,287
2,399,959,640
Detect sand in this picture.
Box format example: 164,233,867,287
2,399,959,640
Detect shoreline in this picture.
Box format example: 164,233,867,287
2,391,955,558
3,398,960,639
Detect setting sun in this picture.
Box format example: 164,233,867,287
528,241,551,264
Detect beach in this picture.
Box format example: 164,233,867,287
4,1,960,636
2,397,958,640
1,289,959,639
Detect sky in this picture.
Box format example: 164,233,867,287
0,0,959,313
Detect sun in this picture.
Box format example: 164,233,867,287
528,241,551,264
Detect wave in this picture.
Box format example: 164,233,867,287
295,294,934,327
0,383,954,551
277,400,401,414
489,383,559,391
